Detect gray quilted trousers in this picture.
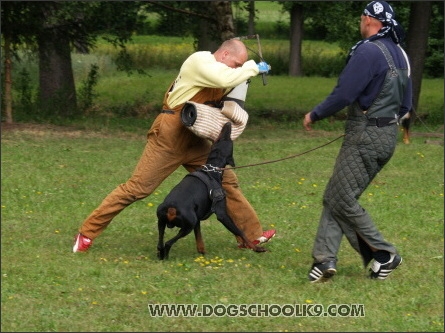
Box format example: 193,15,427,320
311,117,398,267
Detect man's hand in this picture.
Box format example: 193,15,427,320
257,61,271,74
303,112,313,131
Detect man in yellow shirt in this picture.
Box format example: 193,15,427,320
73,39,275,252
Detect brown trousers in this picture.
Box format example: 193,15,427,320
79,111,263,242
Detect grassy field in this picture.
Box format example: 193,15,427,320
2,2,444,330
1,122,443,332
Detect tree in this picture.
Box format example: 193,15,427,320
1,2,39,123
405,2,433,113
288,2,304,76
1,1,143,120
36,2,78,117
145,1,237,51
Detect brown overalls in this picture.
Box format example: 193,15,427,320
79,84,263,242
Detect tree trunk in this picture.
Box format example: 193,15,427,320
405,1,432,115
196,18,216,52
37,28,77,117
211,1,236,41
247,1,255,35
289,3,304,76
3,35,13,123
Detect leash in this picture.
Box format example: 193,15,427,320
220,134,345,171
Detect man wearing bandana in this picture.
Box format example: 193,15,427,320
302,1,412,282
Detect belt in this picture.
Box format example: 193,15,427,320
161,109,174,114
367,117,398,127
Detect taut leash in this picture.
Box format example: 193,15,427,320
220,134,345,171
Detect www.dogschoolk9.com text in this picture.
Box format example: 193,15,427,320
148,303,365,317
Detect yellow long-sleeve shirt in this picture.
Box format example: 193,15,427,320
167,51,259,108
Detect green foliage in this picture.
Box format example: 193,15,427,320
78,64,99,113
1,124,443,332
424,2,445,77
16,67,33,108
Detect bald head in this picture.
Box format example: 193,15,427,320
213,39,249,68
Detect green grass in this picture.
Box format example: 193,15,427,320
1,123,443,332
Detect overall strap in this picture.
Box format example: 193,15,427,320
371,40,397,73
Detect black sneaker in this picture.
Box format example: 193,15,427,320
370,253,402,280
308,261,337,283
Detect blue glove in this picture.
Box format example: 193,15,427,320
257,61,271,74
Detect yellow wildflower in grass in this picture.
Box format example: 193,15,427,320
312,184,317,187
147,202,154,207
305,299,313,304
54,229,60,234
295,248,301,252
141,291,147,295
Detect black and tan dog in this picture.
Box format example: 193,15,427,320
156,122,266,260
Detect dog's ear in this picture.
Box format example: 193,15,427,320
220,122,232,141
227,156,235,167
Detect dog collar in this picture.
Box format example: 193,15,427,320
201,164,222,173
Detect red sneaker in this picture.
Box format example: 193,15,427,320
73,233,92,253
238,229,276,248
257,229,276,244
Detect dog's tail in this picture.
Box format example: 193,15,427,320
401,109,413,144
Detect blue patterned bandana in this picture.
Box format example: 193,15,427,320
347,1,405,63
363,1,396,26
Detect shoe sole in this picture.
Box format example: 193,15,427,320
371,257,403,280
310,268,337,283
